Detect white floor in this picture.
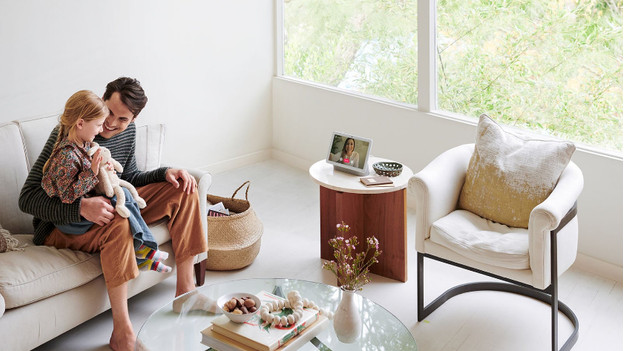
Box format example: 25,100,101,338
34,160,622,351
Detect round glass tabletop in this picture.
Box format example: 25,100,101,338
137,278,417,350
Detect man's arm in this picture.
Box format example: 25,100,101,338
96,123,167,187
18,128,83,224
96,123,195,193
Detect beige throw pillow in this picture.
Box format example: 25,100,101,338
458,115,575,228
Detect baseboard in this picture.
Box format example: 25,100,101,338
198,151,623,284
197,150,272,174
573,253,622,283
271,149,315,171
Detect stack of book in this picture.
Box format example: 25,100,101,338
359,175,393,187
201,291,329,351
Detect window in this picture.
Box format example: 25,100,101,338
282,0,622,153
283,0,418,104
437,0,622,152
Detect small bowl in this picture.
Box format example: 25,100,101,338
217,292,261,323
373,162,403,177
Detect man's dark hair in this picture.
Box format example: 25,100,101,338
103,77,148,117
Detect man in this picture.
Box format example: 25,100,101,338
19,77,210,350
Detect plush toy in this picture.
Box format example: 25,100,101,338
88,142,147,218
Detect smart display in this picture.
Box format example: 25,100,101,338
326,132,373,176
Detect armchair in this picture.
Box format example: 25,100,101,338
410,141,583,351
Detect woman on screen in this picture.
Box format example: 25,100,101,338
334,138,360,167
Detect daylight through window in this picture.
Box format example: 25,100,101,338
282,0,622,152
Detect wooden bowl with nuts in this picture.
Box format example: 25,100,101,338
216,292,262,323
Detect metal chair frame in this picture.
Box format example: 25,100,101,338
417,203,579,351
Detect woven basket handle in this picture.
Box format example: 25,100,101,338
231,181,250,201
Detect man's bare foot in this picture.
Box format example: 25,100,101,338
109,328,136,351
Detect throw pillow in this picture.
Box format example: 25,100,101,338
458,114,575,228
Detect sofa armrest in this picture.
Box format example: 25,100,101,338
0,292,5,319
409,144,474,252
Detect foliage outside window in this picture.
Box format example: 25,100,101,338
283,0,418,104
283,0,622,153
437,0,622,152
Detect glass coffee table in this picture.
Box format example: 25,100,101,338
137,278,417,350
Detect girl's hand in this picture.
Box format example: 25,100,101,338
91,149,102,176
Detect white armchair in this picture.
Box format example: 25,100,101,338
410,143,583,351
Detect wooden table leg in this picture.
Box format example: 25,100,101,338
319,186,407,282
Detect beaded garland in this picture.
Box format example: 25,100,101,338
259,290,333,327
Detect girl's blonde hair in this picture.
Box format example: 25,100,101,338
43,90,109,172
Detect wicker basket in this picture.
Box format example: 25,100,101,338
205,181,263,270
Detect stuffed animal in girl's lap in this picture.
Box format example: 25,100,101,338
88,142,146,218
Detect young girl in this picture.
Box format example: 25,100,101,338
41,90,171,273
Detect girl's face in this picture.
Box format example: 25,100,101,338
346,139,355,153
76,116,106,143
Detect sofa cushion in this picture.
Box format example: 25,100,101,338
431,210,530,270
135,123,165,171
0,122,32,234
0,235,102,309
16,115,60,170
458,115,575,228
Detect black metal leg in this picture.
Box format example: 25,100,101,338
551,230,559,351
417,251,579,350
417,204,579,350
417,252,425,321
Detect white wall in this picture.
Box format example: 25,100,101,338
272,77,623,275
2,0,621,278
0,0,274,169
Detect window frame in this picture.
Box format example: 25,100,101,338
275,0,622,158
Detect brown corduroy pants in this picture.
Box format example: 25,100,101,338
44,182,207,288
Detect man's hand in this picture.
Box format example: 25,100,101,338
165,168,197,194
80,196,115,226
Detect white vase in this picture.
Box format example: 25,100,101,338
333,287,362,343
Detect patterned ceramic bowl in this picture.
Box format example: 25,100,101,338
373,162,403,177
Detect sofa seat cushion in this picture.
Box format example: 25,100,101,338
430,210,530,270
0,235,102,309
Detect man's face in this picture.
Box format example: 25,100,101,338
100,92,135,139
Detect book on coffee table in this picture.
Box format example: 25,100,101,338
201,290,321,351
201,315,329,351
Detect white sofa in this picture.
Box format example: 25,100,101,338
0,115,211,350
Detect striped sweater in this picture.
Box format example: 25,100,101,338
18,122,168,245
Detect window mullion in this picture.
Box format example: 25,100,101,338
275,0,284,76
417,0,437,112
